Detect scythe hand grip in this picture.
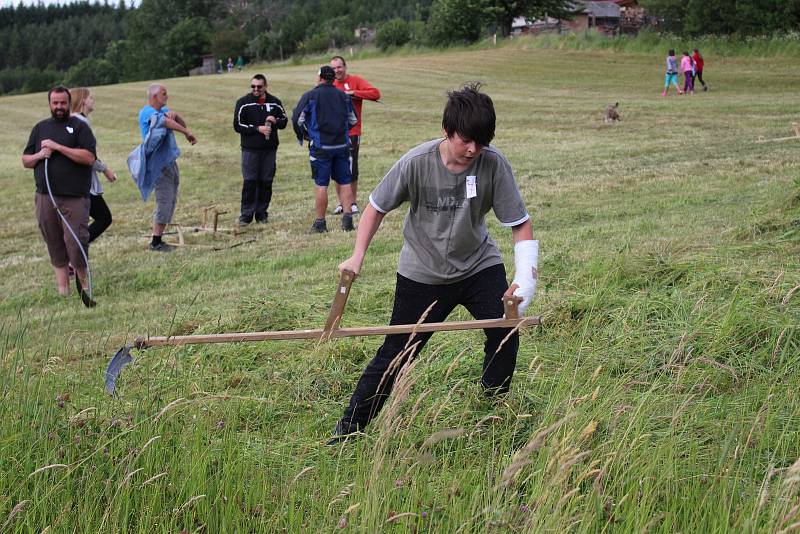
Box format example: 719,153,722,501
502,295,523,319
323,269,357,335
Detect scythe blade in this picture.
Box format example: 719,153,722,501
105,345,133,395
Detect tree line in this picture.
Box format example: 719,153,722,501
1,0,799,96
640,0,800,36
0,1,127,94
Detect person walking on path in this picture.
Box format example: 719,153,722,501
662,49,682,96
138,83,197,251
233,74,288,225
329,83,538,443
69,87,116,246
692,48,708,91
22,86,97,303
681,51,695,95
330,55,381,216
292,65,357,233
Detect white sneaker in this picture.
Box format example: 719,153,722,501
350,203,359,214
333,204,343,215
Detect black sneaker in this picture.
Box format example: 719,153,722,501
149,241,175,252
341,213,354,232
238,217,252,227
255,214,269,224
310,219,328,233
327,420,358,446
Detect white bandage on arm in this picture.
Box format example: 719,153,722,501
511,240,539,314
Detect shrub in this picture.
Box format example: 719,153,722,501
161,18,212,76
376,18,411,50
64,57,119,87
248,32,285,62
212,29,249,63
426,0,484,46
0,67,30,94
298,30,332,54
0,63,61,95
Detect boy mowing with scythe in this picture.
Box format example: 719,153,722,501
330,82,539,443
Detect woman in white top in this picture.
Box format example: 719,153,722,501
69,87,116,245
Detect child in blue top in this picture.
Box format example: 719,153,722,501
662,49,682,96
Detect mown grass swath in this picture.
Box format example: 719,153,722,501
0,37,799,531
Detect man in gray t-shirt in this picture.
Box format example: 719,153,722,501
329,83,540,443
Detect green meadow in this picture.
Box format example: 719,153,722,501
1,38,799,532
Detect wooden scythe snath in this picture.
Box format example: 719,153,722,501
105,270,540,394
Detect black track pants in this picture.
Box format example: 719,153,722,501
339,263,519,432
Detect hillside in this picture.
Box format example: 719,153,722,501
0,44,799,531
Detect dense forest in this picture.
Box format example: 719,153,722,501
1,0,799,95
640,0,800,36
0,0,444,94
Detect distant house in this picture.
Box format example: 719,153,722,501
189,55,216,76
511,15,560,35
354,26,376,45
512,0,650,36
561,1,621,35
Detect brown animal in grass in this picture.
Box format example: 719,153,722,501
604,102,620,123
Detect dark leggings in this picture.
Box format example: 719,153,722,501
683,72,695,93
693,70,706,87
88,194,112,243
349,135,360,182
339,263,519,432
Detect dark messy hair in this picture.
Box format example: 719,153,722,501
668,49,675,56
442,82,495,147
252,73,266,84
48,85,71,105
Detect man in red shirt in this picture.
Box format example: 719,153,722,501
330,56,381,215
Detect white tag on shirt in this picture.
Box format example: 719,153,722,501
66,126,74,134
466,175,477,199
344,83,350,91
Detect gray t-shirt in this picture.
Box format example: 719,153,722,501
369,138,529,284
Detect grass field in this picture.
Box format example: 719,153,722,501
1,39,799,532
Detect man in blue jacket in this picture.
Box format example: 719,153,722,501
233,74,288,225
292,66,357,233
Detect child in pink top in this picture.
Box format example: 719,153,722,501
680,51,695,94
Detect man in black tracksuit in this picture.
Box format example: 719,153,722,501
233,74,288,225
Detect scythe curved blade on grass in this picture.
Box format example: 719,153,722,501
105,345,133,395
104,270,539,395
